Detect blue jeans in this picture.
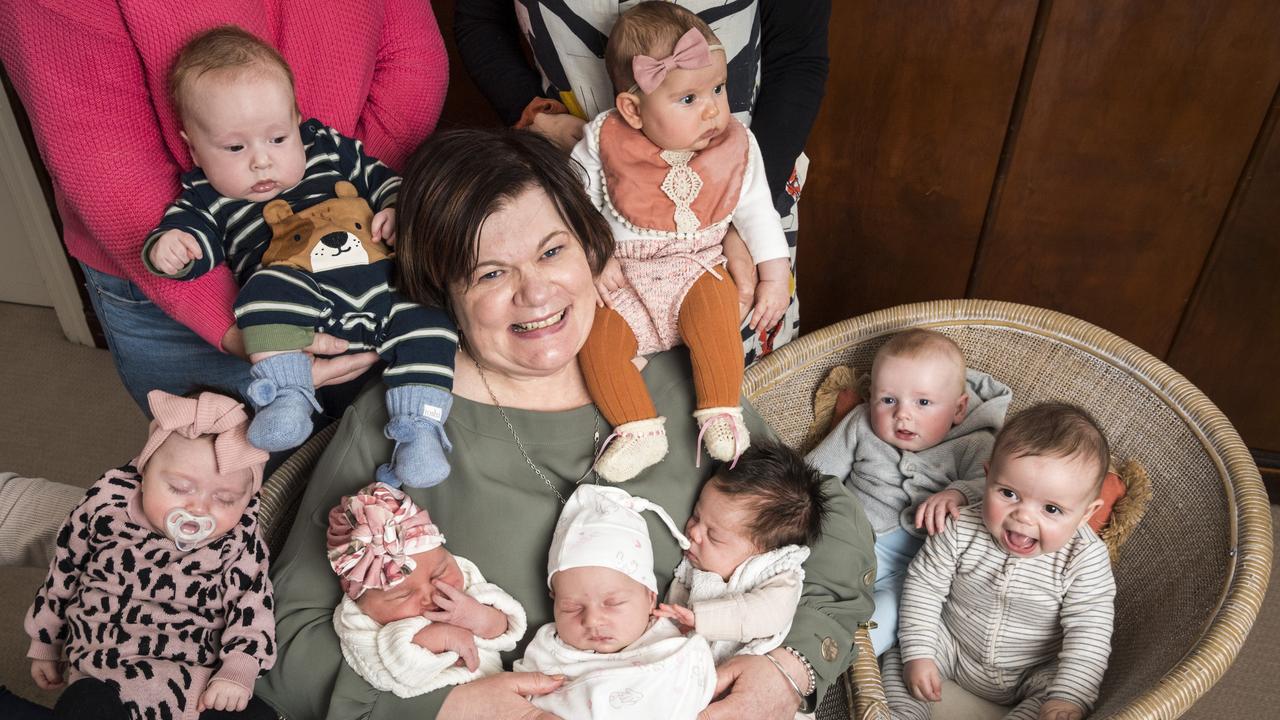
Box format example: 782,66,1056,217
869,527,926,656
80,263,252,417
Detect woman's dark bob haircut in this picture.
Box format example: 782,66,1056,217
394,128,613,313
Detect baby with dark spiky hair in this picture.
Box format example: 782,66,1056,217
655,440,831,665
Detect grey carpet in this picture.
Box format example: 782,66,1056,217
0,302,1275,716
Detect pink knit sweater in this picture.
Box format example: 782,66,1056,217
0,0,448,348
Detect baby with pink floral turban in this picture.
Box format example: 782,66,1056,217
327,482,527,697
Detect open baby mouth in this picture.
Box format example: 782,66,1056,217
181,521,201,535
512,309,565,333
1004,530,1038,554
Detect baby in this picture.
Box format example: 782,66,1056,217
327,482,526,698
655,440,829,666
26,390,274,720
144,25,455,487
514,485,716,719
572,2,794,482
882,402,1117,720
806,328,1012,654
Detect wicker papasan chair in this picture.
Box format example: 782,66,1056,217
257,300,1272,720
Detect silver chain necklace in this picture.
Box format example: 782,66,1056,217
474,359,600,504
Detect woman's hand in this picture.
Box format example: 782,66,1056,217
225,327,378,387
699,653,802,720
529,112,586,151
437,671,567,720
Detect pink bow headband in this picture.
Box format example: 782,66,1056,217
135,390,269,490
630,27,724,94
327,482,446,599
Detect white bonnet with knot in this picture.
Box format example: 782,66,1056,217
547,484,690,594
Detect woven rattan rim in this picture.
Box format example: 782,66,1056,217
744,299,1272,720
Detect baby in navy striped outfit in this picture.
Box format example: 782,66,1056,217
882,402,1117,720
144,26,455,489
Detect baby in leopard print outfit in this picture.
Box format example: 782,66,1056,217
26,390,276,720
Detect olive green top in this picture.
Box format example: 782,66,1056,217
257,349,876,719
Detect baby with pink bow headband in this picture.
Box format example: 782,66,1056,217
26,389,276,719
326,482,526,697
573,2,793,483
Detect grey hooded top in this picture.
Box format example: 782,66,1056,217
806,369,1013,538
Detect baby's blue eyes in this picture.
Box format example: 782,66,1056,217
999,488,1017,500
879,397,896,405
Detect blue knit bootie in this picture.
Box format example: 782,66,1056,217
376,385,454,488
245,352,322,451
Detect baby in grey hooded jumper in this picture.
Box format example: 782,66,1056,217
806,329,1011,654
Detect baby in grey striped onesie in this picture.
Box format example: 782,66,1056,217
883,402,1117,720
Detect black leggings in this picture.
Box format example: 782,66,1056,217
53,677,277,720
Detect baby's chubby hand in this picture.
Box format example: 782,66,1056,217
413,621,480,672
903,658,942,703
748,257,792,333
149,229,202,275
422,580,507,639
198,678,251,713
1038,698,1085,720
653,602,696,633
915,488,967,536
593,257,628,308
30,658,64,690
372,208,397,246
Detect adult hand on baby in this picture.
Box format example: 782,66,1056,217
904,658,942,703
372,207,397,246
720,225,756,321
699,653,802,720
149,229,203,275
423,580,507,639
413,621,480,672
198,678,251,713
530,112,586,151
653,602,696,633
1038,698,1085,720
437,671,567,720
30,659,64,690
915,489,968,536
593,257,627,309
227,328,378,385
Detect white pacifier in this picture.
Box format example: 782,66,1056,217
165,508,217,551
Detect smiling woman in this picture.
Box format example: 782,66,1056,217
256,128,876,720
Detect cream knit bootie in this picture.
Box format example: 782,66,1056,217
594,417,669,483
693,406,750,463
